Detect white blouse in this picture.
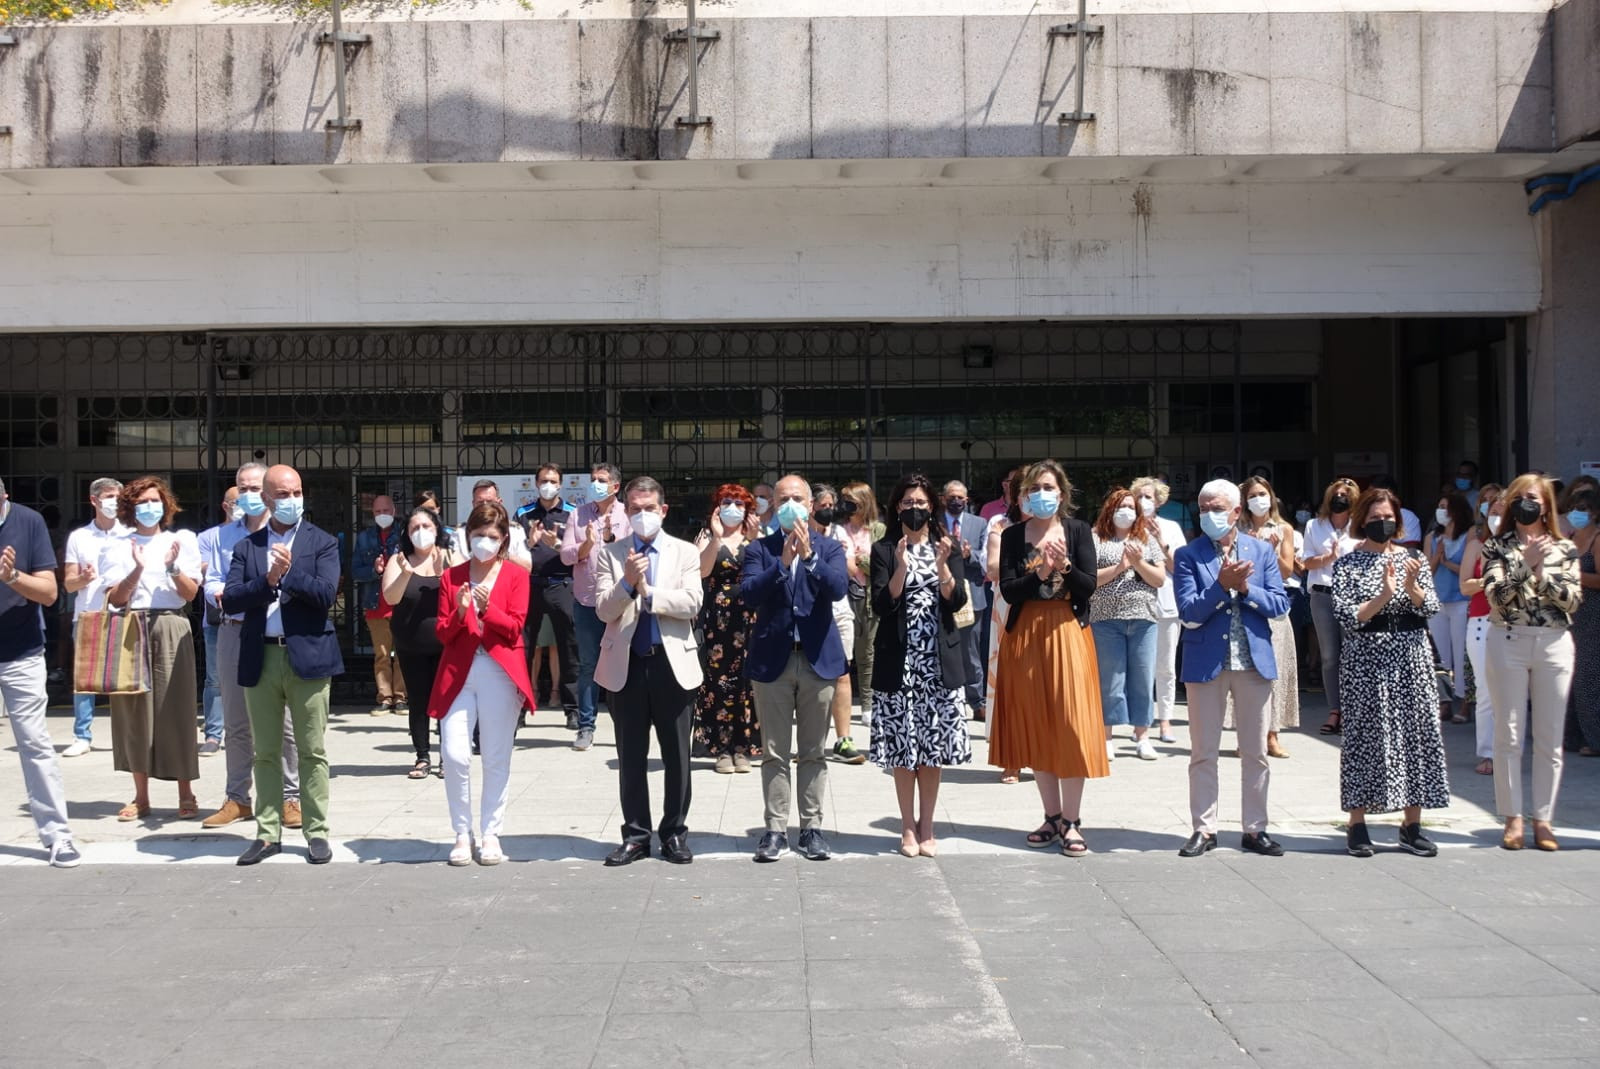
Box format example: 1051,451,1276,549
1299,516,1359,589
98,530,203,610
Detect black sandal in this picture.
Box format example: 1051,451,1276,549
1318,712,1342,736
407,759,430,780
1026,814,1064,849
1061,819,1088,857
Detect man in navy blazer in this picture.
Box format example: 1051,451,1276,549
222,464,345,867
740,474,849,863
1173,479,1290,860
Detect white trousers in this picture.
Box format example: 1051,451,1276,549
1153,616,1180,724
1427,600,1471,700
1487,625,1575,822
440,654,521,839
1464,616,1495,759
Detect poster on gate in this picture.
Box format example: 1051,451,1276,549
455,474,539,527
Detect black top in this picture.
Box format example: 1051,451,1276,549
868,538,969,693
997,517,1098,630
390,573,443,655
519,501,574,584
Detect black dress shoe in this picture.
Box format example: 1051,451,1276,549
565,712,580,732
1347,822,1375,858
1178,831,1218,858
306,837,333,865
797,828,832,861
604,841,651,867
1240,831,1285,857
753,831,788,863
237,840,281,866
659,834,693,865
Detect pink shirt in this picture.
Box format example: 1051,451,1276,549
559,499,629,607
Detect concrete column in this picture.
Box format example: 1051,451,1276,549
1528,189,1600,479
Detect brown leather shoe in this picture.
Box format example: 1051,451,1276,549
283,799,303,829
200,799,253,829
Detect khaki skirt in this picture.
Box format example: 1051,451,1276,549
990,599,1110,780
111,612,200,782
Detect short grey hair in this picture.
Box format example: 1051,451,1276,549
943,480,968,497
236,461,267,484
90,477,123,498
778,473,813,501
1198,478,1241,510
623,475,664,506
1130,476,1170,507
592,462,622,485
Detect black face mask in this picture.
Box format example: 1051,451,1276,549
1363,518,1397,544
946,500,967,516
900,507,931,532
813,507,837,527
1331,495,1351,513
1511,498,1543,527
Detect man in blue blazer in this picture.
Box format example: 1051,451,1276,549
1173,479,1290,859
740,474,849,863
223,464,345,867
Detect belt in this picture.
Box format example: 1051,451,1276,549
263,635,289,646
1357,615,1426,634
1311,584,1331,593
129,608,184,617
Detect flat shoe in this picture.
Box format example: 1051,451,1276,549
176,797,200,820
117,802,150,822
1501,832,1525,851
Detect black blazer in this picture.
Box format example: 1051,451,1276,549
868,538,969,694
222,521,346,687
997,517,1097,630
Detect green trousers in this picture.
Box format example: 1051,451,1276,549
243,645,330,842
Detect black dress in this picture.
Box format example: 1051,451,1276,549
694,545,760,757
392,572,443,763
868,542,971,769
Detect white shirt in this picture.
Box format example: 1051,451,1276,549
264,522,301,638
1398,508,1423,546
98,530,202,611
1150,516,1186,619
1300,516,1359,588
1285,529,1306,589
65,520,131,618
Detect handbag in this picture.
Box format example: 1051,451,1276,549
952,580,977,630
73,609,152,695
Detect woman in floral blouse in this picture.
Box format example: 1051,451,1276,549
694,484,762,773
1482,473,1583,851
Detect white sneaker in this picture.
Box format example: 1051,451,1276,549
1106,740,1117,761
62,739,92,758
1135,738,1159,761
49,840,83,868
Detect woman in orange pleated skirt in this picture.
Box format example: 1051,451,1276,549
990,460,1108,855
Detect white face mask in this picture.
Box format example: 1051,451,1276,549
1247,495,1271,518
718,504,746,529
1112,507,1136,530
374,513,394,529
630,511,663,540
1139,498,1156,518
754,497,771,516
412,527,437,551
538,481,561,501
97,497,120,520
229,505,245,523
1435,508,1450,527
1488,515,1502,535
470,536,500,562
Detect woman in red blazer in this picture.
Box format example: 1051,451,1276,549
432,501,535,866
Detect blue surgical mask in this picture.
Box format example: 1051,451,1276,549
238,491,266,517
718,504,746,529
1025,490,1059,519
1570,510,1592,530
1200,509,1234,541
776,500,809,532
272,496,305,526
1455,477,1473,491
133,502,165,528
588,480,612,504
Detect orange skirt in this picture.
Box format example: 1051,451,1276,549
990,600,1109,780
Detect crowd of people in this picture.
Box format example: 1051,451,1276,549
0,456,1593,869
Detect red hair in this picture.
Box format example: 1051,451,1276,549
1092,486,1155,543
707,483,755,522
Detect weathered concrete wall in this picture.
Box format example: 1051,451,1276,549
0,179,1541,330
0,11,1556,168
1529,188,1600,478
1554,0,1600,145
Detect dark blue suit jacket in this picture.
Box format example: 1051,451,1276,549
1172,533,1289,684
222,520,345,687
739,530,849,683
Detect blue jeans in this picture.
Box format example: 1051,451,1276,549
70,618,94,742
574,602,604,731
1092,618,1157,728
201,623,223,742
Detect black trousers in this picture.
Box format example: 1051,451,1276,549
395,649,441,762
527,579,579,713
611,651,694,845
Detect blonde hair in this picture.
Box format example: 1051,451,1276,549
1317,478,1360,520
1018,459,1075,516
1239,475,1286,529
1130,476,1170,508
841,482,879,527
1502,473,1564,539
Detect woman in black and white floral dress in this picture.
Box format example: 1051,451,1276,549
1332,487,1448,860
870,473,972,858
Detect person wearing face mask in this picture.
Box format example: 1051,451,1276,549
870,473,972,857
1424,491,1475,724
222,464,345,865
593,478,704,866
200,462,302,831
1301,478,1361,736
1233,476,1300,758
1559,475,1599,537
940,480,991,721
1454,460,1481,511
100,476,204,824
383,506,451,780
191,486,240,759
991,460,1106,856
1130,478,1184,747
740,474,850,862
1173,479,1291,858
694,484,762,773
1089,487,1168,762
1331,487,1448,859
560,462,628,752
431,501,535,866
752,484,776,537
1559,486,1599,758
841,482,886,730
1482,474,1582,852
518,464,578,727
985,472,1026,782
1458,485,1504,776
355,494,407,716
61,477,129,758
811,484,869,765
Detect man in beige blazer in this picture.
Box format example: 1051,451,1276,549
594,476,705,866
